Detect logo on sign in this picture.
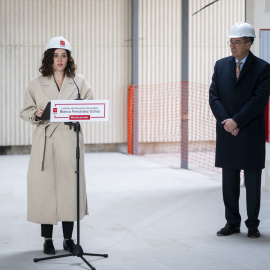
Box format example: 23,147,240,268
53,108,57,113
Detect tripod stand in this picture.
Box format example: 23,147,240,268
34,121,108,270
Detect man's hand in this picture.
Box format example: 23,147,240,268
222,118,237,133
231,127,240,136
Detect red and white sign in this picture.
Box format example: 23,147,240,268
50,100,109,122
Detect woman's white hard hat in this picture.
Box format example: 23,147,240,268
228,22,256,38
44,36,72,52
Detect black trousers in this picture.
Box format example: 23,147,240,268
222,168,261,227
41,222,74,239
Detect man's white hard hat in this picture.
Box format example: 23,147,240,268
228,22,256,38
44,36,72,52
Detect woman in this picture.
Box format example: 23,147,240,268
20,36,93,255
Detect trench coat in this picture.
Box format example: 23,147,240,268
209,52,270,170
20,74,93,224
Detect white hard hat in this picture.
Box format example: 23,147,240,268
44,36,72,52
228,22,256,38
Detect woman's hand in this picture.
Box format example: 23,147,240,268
35,108,44,120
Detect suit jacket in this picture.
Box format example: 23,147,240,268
209,52,270,170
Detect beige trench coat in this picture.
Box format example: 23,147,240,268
20,74,93,224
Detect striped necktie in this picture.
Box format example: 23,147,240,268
236,61,242,79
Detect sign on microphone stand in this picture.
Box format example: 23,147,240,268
49,100,109,122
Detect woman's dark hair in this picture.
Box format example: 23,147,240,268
39,49,76,77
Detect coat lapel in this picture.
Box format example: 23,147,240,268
236,52,255,83
57,76,77,100
228,56,237,84
41,76,59,100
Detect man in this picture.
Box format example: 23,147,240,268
209,22,270,238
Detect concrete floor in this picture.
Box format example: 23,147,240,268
0,153,269,270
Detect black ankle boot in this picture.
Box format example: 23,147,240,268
43,239,56,255
63,239,75,253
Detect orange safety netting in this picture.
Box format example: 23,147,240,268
128,82,220,172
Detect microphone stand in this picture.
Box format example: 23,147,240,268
34,71,108,270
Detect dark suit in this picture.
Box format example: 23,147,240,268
209,52,270,227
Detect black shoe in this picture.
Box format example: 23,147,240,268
217,223,240,236
43,239,56,255
247,225,260,238
63,239,75,253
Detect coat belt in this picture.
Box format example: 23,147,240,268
39,123,60,171
39,122,79,171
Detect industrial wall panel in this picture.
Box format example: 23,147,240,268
0,0,132,146
189,0,245,141
138,0,181,144
260,30,270,63
138,0,245,143
138,0,244,86
190,0,245,86
139,0,181,85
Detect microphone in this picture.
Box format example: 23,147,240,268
68,68,81,100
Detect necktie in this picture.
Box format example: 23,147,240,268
236,61,242,79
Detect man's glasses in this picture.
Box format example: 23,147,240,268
227,41,247,47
